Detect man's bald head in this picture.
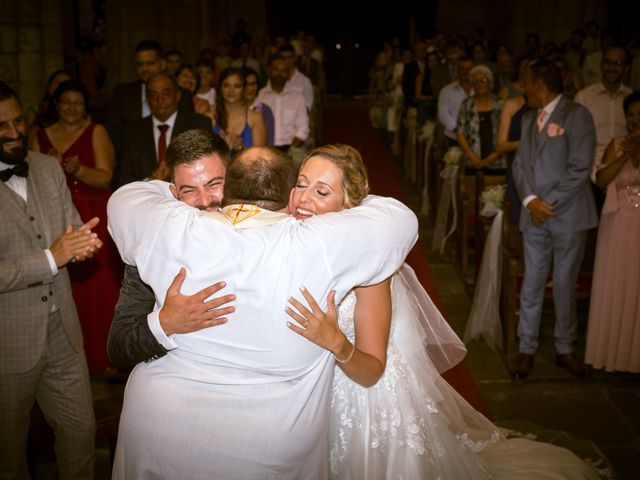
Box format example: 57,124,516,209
223,147,297,211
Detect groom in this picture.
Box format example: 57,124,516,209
107,145,418,479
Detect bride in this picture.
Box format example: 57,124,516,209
285,144,600,479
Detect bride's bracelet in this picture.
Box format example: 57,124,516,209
333,342,356,364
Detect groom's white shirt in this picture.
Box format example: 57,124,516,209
107,180,418,479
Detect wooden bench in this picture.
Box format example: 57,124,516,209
456,170,506,285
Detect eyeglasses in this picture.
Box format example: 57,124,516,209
603,59,627,66
58,99,85,107
472,77,490,84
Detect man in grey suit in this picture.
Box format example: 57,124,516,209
113,72,212,188
0,82,103,478
511,59,598,378
108,130,235,367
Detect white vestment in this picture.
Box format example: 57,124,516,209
107,181,418,479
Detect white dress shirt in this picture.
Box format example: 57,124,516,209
107,180,418,479
438,81,473,140
574,81,633,180
141,83,150,117
257,83,310,146
287,68,314,111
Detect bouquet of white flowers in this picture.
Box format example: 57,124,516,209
481,184,506,210
419,121,436,142
443,146,463,166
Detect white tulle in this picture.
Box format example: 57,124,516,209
329,264,600,479
464,205,504,351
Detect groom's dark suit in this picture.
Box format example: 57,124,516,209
512,95,597,356
108,265,166,367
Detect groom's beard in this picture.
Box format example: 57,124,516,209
194,200,221,212
0,132,29,165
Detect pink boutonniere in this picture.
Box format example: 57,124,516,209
546,122,565,137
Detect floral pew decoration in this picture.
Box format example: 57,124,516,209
464,184,506,350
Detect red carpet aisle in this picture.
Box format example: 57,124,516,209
321,98,489,417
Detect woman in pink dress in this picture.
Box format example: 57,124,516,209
586,92,640,373
29,80,122,374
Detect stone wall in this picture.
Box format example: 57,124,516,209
104,0,267,91
435,0,610,54
0,0,64,110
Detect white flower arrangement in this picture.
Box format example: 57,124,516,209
481,184,506,210
443,146,463,166
420,121,436,141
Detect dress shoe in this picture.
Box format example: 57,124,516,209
555,353,590,377
512,353,534,379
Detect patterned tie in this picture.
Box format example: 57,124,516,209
157,124,169,164
536,109,545,134
0,161,29,182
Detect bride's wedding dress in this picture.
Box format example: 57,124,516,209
329,264,599,479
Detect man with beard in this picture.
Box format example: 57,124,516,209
257,57,309,152
0,81,103,479
107,129,236,367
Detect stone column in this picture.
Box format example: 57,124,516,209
0,0,64,110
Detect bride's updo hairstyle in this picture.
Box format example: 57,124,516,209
300,144,369,208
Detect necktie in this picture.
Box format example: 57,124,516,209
157,124,169,164
0,161,29,182
536,110,545,133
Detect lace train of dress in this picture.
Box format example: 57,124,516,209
329,264,599,479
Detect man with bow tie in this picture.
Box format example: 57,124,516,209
0,81,104,478
511,59,598,379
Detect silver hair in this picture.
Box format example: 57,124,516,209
470,65,494,87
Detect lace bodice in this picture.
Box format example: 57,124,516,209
337,291,357,341
614,156,640,210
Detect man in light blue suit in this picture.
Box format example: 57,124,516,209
511,59,598,378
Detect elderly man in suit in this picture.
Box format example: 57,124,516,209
511,59,598,378
113,73,212,188
0,82,103,478
107,146,418,478
105,39,194,158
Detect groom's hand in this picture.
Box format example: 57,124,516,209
159,268,236,335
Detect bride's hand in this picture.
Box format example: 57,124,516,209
286,288,347,354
